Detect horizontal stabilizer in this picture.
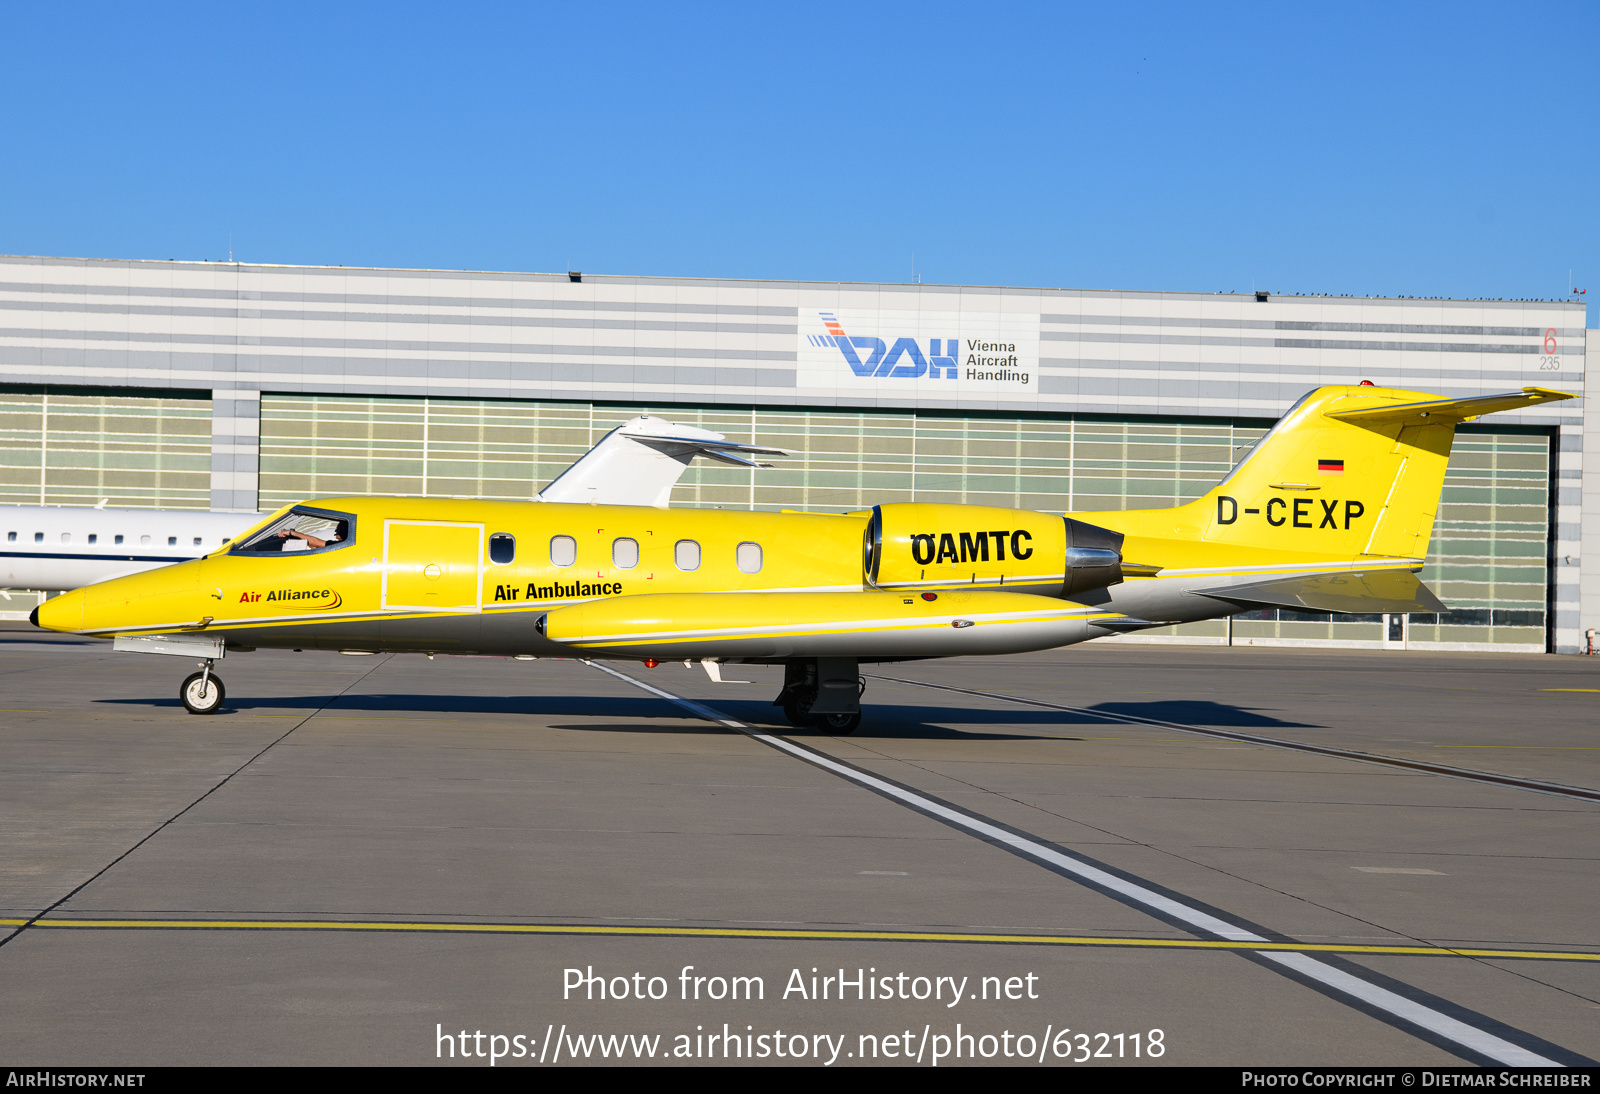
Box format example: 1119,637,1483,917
538,416,788,507
1200,570,1447,615
618,425,787,472
698,448,777,469
1326,386,1573,427
622,430,786,460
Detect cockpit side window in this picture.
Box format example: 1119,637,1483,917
229,506,356,556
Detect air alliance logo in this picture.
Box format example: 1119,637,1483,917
240,587,342,610
797,309,1039,392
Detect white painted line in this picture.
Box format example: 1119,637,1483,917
589,661,1566,1067
588,661,745,729
758,728,1262,940
593,663,1253,937
1259,952,1556,1066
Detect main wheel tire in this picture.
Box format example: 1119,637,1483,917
818,711,862,734
781,691,821,728
180,671,225,715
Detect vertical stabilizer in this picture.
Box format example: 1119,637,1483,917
1180,385,1571,559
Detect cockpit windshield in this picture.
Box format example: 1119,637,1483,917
230,506,354,555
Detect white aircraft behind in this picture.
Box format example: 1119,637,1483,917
0,506,248,594
1,416,784,594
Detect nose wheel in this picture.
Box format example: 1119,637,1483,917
180,660,225,715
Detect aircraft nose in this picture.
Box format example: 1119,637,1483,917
34,589,84,633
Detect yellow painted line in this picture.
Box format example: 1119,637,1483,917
251,714,464,722
310,716,466,723
3,917,1597,962
1537,689,1600,693
1435,745,1600,750
0,709,50,713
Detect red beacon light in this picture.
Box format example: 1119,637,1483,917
643,658,660,668
1359,380,1375,386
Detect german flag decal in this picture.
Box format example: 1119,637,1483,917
1318,459,1345,475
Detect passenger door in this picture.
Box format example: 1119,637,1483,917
382,521,484,613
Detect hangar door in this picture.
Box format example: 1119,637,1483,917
382,521,484,613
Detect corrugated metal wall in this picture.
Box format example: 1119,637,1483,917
0,389,212,508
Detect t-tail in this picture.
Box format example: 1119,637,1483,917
1072,384,1574,620
1188,384,1571,559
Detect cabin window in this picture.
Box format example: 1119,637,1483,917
168,537,177,546
115,535,124,545
549,535,576,567
736,542,763,574
88,534,97,545
229,506,355,556
612,537,639,569
34,532,43,543
674,539,700,571
193,537,202,547
5,532,13,542
61,533,71,544
139,535,150,545
488,533,516,565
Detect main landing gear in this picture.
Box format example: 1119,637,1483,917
774,658,863,734
180,659,225,715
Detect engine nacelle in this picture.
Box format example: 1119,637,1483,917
864,503,1124,597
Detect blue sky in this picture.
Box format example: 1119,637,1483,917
1,3,1594,320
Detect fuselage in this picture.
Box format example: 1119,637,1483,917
34,494,1411,662
41,497,872,657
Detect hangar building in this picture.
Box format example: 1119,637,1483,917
0,254,1590,653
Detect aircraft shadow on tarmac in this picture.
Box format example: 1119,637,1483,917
95,692,1043,739
97,694,1322,737
700,698,1321,738
1077,699,1320,729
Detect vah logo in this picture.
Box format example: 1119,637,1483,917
806,312,1027,383
239,587,343,610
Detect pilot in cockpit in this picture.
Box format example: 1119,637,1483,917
277,518,345,552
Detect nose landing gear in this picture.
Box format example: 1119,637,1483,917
180,659,225,715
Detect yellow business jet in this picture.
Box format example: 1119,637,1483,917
32,384,1573,729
